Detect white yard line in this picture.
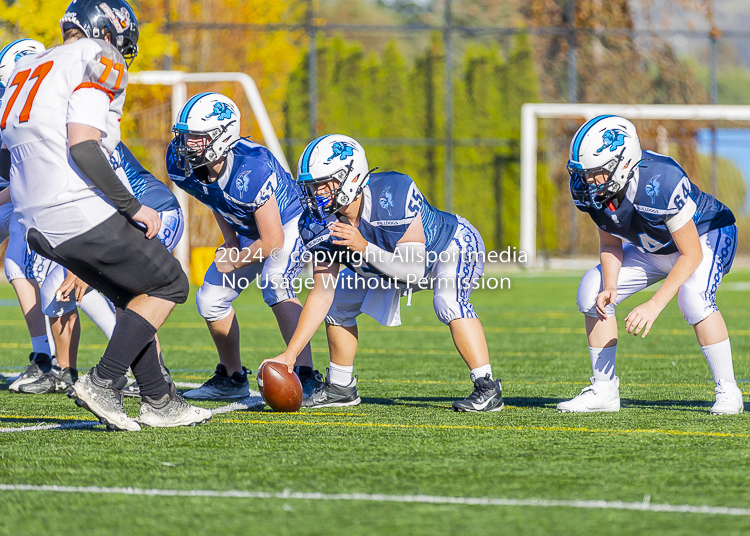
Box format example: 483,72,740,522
0,422,98,433
0,484,747,516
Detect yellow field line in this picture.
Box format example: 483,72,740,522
4,317,750,337
2,412,746,439
214,418,750,439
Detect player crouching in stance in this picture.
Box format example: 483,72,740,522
167,93,320,400
558,116,741,415
262,135,503,412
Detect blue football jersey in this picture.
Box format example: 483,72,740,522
298,171,458,277
112,143,180,213
166,139,302,239
574,150,735,254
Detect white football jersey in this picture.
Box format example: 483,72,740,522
0,39,128,247
0,86,7,190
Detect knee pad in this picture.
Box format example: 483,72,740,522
195,282,235,322
678,286,716,325
577,267,607,317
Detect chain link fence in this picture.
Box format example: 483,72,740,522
120,0,750,256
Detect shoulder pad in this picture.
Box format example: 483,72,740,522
80,39,128,100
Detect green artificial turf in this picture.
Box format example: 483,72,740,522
1,270,749,535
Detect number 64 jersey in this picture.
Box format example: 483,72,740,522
0,38,127,247
573,150,735,254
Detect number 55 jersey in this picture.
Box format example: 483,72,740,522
0,38,128,247
571,150,735,253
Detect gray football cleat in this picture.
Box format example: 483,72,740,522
68,367,141,432
9,352,53,392
138,383,212,427
452,375,504,412
18,366,78,394
182,364,249,400
302,373,361,408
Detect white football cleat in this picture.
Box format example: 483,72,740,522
557,376,620,413
710,379,744,415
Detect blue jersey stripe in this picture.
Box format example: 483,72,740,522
178,92,213,124
299,135,330,175
572,115,615,161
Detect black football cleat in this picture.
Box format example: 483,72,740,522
452,375,504,412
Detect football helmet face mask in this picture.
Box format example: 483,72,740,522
171,92,241,180
0,39,46,88
567,115,643,210
60,0,139,65
296,135,375,222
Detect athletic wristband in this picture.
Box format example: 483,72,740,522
69,140,142,218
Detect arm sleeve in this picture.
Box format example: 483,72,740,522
363,242,427,282
69,140,142,218
0,148,10,180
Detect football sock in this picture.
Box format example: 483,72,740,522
96,309,157,382
701,339,735,384
131,338,170,399
79,291,116,340
329,362,353,386
470,364,493,382
590,346,617,381
30,335,50,356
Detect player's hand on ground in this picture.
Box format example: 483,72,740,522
132,206,161,239
624,300,663,338
329,221,367,253
56,273,89,303
595,288,618,320
259,353,296,374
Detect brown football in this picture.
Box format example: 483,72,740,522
257,362,303,412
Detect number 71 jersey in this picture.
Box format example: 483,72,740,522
0,38,128,246
576,151,735,254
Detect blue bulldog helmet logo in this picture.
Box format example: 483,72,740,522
13,50,34,62
379,186,394,216
205,102,235,121
326,141,354,163
645,175,660,204
597,129,628,153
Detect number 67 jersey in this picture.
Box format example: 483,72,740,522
0,38,127,247
573,150,735,254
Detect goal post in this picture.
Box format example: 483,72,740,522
128,71,291,278
520,103,750,268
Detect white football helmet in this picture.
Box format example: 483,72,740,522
296,134,375,221
567,115,642,209
171,92,241,177
0,39,46,88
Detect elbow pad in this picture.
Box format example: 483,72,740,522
364,242,426,282
69,140,141,218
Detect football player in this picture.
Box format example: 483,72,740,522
261,134,504,412
558,115,740,414
167,92,320,401
0,39,57,390
0,0,210,430
27,142,183,395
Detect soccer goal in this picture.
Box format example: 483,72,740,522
128,71,291,277
520,103,750,267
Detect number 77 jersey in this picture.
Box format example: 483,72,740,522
0,38,128,247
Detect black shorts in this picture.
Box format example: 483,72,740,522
27,213,189,309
